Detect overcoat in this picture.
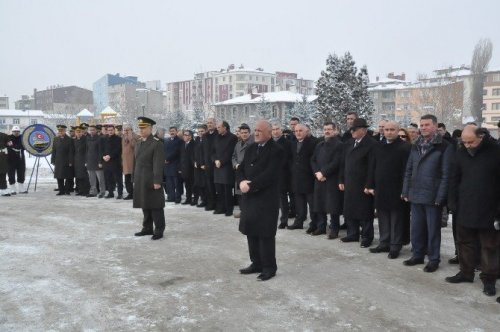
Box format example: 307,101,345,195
238,140,285,236
51,135,74,179
179,140,196,181
212,132,237,185
163,136,182,177
73,136,88,178
290,136,317,194
133,135,166,209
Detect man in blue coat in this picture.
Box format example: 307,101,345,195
163,126,183,203
402,114,452,273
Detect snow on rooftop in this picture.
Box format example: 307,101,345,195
77,109,94,117
215,91,317,106
0,109,45,117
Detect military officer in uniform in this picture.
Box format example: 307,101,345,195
0,130,11,197
133,117,166,240
51,125,74,195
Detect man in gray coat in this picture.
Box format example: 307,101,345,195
232,123,253,218
85,125,106,198
402,114,452,273
133,117,166,240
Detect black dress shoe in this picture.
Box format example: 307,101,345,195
403,257,425,266
116,194,123,199
105,193,114,198
65,192,71,196
340,236,359,243
205,206,215,211
239,265,262,274
123,195,133,200
86,194,97,198
98,193,105,198
56,192,65,196
166,199,175,202
369,246,390,253
135,230,154,236
151,234,163,240
388,251,400,259
445,272,474,283
339,223,347,230
448,256,459,264
225,212,233,217
483,283,496,296
360,240,372,248
312,229,326,236
423,262,439,273
305,227,316,234
287,224,303,230
278,223,287,229
181,200,191,205
197,203,206,208
327,232,339,240
213,210,225,215
190,202,197,206
257,272,276,281
175,201,181,204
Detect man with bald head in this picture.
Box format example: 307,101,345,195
446,127,500,297
367,121,411,258
288,123,319,231
238,120,284,281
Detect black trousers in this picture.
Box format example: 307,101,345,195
75,176,90,195
165,175,182,202
215,183,234,214
193,186,206,205
457,224,500,284
288,192,296,217
8,160,25,184
183,177,193,202
124,174,133,196
0,172,7,190
204,169,216,209
142,208,165,235
377,208,404,252
346,218,374,242
279,192,289,224
314,213,328,231
247,235,277,273
57,178,72,194
105,168,123,195
295,192,314,224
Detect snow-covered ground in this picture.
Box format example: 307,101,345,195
0,183,499,331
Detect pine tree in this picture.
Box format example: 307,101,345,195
316,52,374,131
289,94,318,129
256,95,272,120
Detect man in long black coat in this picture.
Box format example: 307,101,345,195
163,127,183,203
193,124,207,207
51,125,74,195
288,124,318,231
179,130,196,205
238,120,284,281
201,118,218,210
366,121,411,258
311,122,344,238
339,118,376,247
102,125,123,199
272,123,292,229
133,117,166,240
86,125,105,198
445,127,500,297
73,126,90,196
7,126,26,194
0,131,11,197
212,121,238,216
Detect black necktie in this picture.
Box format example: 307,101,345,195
257,144,262,154
354,140,359,148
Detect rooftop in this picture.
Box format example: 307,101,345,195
215,91,317,106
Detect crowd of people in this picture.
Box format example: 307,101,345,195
1,112,499,302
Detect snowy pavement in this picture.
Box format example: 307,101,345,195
0,181,499,331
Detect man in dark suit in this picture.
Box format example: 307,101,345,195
102,124,123,199
51,125,74,195
311,122,344,238
73,125,90,197
272,123,292,229
193,125,207,207
288,124,318,232
133,117,166,240
373,119,388,143
163,126,183,203
339,118,376,248
238,120,284,281
201,118,218,211
212,121,238,216
179,130,196,205
366,121,411,258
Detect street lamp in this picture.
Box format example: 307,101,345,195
136,88,149,117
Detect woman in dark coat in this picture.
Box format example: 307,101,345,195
310,124,343,237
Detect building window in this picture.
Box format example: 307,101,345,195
13,118,20,124
492,103,500,110
491,116,500,122
232,107,237,118
31,119,37,124
0,119,5,124
244,106,249,117
483,103,487,110
483,89,488,96
493,88,500,96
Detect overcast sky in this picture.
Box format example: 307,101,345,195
1,0,499,107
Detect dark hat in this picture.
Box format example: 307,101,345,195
137,116,156,128
70,126,78,131
116,125,123,130
95,124,102,130
349,118,369,131
103,123,115,128
238,123,250,130
80,123,89,129
56,124,67,130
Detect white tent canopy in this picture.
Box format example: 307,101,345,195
101,106,117,116
77,109,94,117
